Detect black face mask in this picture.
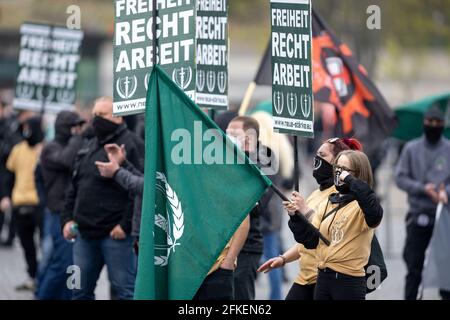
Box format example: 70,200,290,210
334,169,351,194
424,125,444,144
313,155,334,188
22,119,44,147
92,116,120,141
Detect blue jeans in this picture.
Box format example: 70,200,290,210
36,211,73,300
263,232,282,300
37,210,54,282
72,234,136,300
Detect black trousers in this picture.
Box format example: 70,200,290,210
193,268,234,300
14,206,42,279
403,221,433,300
314,268,366,300
234,252,261,300
440,290,450,300
285,282,315,300
0,208,16,243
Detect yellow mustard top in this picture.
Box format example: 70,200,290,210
312,198,374,277
295,186,336,285
6,141,40,207
207,239,232,275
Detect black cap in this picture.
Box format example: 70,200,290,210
55,111,85,128
424,107,444,121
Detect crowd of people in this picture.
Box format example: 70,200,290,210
1,96,450,300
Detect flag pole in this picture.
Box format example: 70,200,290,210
238,81,256,116
270,183,330,246
152,0,158,67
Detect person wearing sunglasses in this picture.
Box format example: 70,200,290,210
286,149,383,300
257,138,362,300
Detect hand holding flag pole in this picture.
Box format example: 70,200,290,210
270,184,331,246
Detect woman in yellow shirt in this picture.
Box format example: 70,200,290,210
258,138,362,300
287,150,383,300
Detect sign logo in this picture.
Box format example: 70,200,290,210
196,70,205,92
286,92,298,117
273,91,284,115
57,89,76,104
217,71,227,94
154,172,184,267
36,87,55,101
16,84,35,99
206,70,215,93
116,76,138,99
144,73,151,91
172,67,193,90
300,94,312,118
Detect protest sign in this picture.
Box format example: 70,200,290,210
14,23,83,114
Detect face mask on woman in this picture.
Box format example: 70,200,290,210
334,168,351,194
312,155,334,187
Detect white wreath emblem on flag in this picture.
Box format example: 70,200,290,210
153,172,184,266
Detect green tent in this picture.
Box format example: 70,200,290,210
392,92,450,142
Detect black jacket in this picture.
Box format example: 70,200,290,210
288,175,384,249
240,144,278,254
40,113,84,213
0,115,23,199
61,123,144,239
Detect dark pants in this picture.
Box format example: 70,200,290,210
0,208,16,244
285,282,315,300
403,221,433,300
440,290,450,300
72,235,136,300
193,268,234,300
262,232,282,300
14,206,42,278
36,211,73,300
234,252,261,300
314,268,366,300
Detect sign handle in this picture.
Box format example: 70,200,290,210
238,81,256,116
40,24,54,118
293,135,300,192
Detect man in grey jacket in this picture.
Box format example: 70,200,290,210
395,107,450,300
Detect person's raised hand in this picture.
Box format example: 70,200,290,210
95,159,119,178
104,143,126,165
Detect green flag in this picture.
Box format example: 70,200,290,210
134,65,271,300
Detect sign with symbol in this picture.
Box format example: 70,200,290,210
271,0,314,137
13,23,83,114
113,0,196,115
195,0,229,110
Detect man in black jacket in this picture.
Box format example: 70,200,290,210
61,97,144,300
37,111,85,299
226,116,279,300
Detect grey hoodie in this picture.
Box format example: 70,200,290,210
395,136,450,219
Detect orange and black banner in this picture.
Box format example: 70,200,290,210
311,9,397,155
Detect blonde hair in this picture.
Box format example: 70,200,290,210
335,150,374,188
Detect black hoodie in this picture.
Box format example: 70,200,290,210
40,111,84,213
